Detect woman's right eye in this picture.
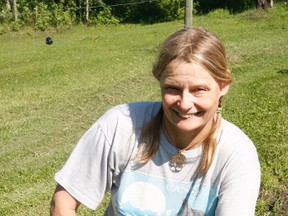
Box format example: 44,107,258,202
164,86,180,94
167,86,177,90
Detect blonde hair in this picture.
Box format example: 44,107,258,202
139,28,232,174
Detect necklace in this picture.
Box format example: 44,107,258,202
162,121,192,172
162,120,204,172
163,123,203,172
169,149,186,172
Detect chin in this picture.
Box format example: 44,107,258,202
174,120,203,132
180,125,204,132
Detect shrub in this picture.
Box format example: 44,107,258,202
34,3,51,31
207,9,231,18
85,1,119,26
50,3,75,30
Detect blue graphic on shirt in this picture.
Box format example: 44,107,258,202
115,171,218,216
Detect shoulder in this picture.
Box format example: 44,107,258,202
219,119,256,151
97,102,162,129
216,119,260,171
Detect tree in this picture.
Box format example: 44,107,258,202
257,0,274,9
5,0,11,12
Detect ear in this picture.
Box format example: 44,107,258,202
220,69,231,96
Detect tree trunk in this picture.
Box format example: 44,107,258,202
5,0,11,12
13,0,18,22
270,0,274,8
35,0,38,22
257,0,267,9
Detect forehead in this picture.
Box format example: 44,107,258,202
161,60,217,85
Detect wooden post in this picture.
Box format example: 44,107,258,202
184,0,193,28
13,0,18,22
86,0,89,22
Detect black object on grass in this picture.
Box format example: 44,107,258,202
46,37,53,45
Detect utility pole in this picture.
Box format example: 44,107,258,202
184,0,193,28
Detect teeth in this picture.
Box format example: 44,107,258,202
178,113,194,118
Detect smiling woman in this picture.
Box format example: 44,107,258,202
159,60,230,172
160,60,230,142
142,28,232,174
50,28,260,216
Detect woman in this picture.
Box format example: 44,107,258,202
50,28,261,216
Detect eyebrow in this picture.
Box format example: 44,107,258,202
164,78,210,86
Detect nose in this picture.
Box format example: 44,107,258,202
177,90,194,111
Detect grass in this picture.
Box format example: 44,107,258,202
1,4,287,215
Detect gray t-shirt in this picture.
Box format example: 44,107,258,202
55,102,260,216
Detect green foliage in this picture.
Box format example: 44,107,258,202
34,3,51,31
196,0,256,14
0,9,11,24
0,0,76,31
3,0,284,29
50,3,75,30
20,5,35,26
108,0,183,23
90,7,119,25
206,8,231,18
5,0,259,28
87,1,119,26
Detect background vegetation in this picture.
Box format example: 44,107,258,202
1,0,285,32
1,2,288,216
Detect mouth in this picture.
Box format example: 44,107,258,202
178,113,194,118
177,111,202,119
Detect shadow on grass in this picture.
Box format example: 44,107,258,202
277,69,288,75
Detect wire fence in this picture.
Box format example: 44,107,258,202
89,0,160,9
0,0,161,19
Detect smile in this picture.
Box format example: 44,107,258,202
176,110,203,119
177,113,195,119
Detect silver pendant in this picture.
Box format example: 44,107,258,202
169,151,186,172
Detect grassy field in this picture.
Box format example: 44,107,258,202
1,4,287,215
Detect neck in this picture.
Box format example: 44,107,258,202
162,118,213,150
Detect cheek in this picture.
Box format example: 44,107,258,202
205,94,222,109
196,94,220,109
162,94,177,107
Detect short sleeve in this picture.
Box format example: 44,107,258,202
55,121,114,209
54,102,161,210
216,170,261,216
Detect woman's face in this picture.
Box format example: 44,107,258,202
160,59,230,135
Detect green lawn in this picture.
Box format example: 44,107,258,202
1,4,287,215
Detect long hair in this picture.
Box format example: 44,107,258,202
139,28,232,174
